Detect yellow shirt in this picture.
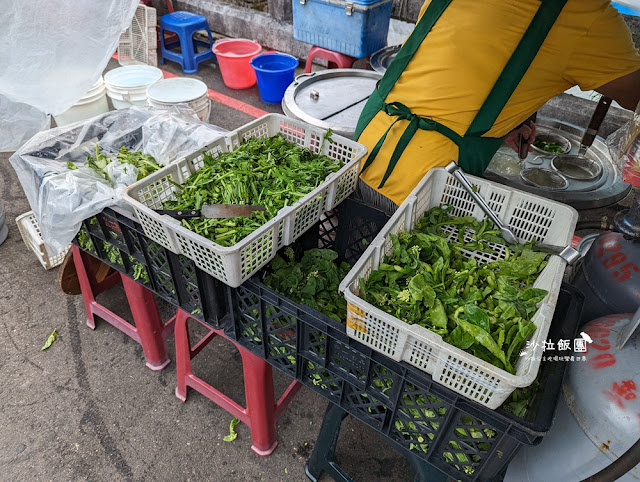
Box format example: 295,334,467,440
358,0,640,205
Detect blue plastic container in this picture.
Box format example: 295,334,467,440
612,2,640,16
293,0,393,58
250,53,299,104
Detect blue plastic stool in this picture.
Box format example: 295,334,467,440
159,11,215,74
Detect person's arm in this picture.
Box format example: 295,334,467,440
594,68,640,111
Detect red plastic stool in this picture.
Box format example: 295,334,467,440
174,309,302,456
304,46,357,73
73,245,175,371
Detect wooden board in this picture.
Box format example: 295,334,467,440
57,251,113,295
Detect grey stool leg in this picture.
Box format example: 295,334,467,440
305,402,351,482
306,402,450,482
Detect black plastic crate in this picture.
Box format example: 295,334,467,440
74,207,226,326
224,198,584,481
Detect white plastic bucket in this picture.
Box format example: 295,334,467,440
54,77,109,126
104,65,163,109
146,78,210,122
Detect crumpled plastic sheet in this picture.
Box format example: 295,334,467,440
9,106,228,256
606,101,640,183
0,0,139,151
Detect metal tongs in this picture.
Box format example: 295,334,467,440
444,162,581,265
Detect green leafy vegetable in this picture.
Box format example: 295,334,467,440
264,248,351,322
116,146,162,180
130,256,150,284
502,378,541,418
41,329,57,351
77,227,94,253
102,242,123,266
80,145,161,183
377,358,545,476
162,134,343,247
358,205,549,373
223,417,240,442
533,140,564,153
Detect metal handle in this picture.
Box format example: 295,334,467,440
580,96,611,151
518,134,529,161
517,112,537,160
557,246,582,265
155,209,200,220
444,162,518,244
293,72,316,85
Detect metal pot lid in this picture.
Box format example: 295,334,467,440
282,69,382,138
369,45,401,74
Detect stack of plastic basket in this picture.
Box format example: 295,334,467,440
118,3,158,66
222,197,583,481
16,212,70,269
122,113,365,288
339,167,578,409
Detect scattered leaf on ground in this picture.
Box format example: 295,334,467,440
41,329,57,351
223,417,240,442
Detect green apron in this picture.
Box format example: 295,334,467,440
356,0,568,188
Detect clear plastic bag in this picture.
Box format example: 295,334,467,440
0,0,140,151
606,102,640,186
9,106,228,256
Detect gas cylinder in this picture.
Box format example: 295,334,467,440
504,313,640,481
0,202,7,245
572,232,640,322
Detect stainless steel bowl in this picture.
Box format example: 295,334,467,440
551,155,603,181
520,168,569,190
531,130,572,156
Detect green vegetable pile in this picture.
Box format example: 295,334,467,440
264,247,351,323
77,226,95,254
68,145,162,182
237,234,546,477
361,368,503,475
358,205,549,374
77,219,150,284
237,246,350,376
501,378,540,418
533,140,564,153
162,133,343,247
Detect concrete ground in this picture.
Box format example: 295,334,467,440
0,57,416,482
1,52,637,482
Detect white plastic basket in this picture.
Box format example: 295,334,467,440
118,4,158,66
339,168,578,409
16,212,71,270
123,113,365,287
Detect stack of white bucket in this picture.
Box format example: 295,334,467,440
53,77,109,126
146,78,211,122
104,65,163,109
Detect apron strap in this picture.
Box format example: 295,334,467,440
376,0,453,98
465,0,568,136
353,0,452,141
357,0,568,188
359,94,463,188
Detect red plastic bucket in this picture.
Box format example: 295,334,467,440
212,39,262,89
